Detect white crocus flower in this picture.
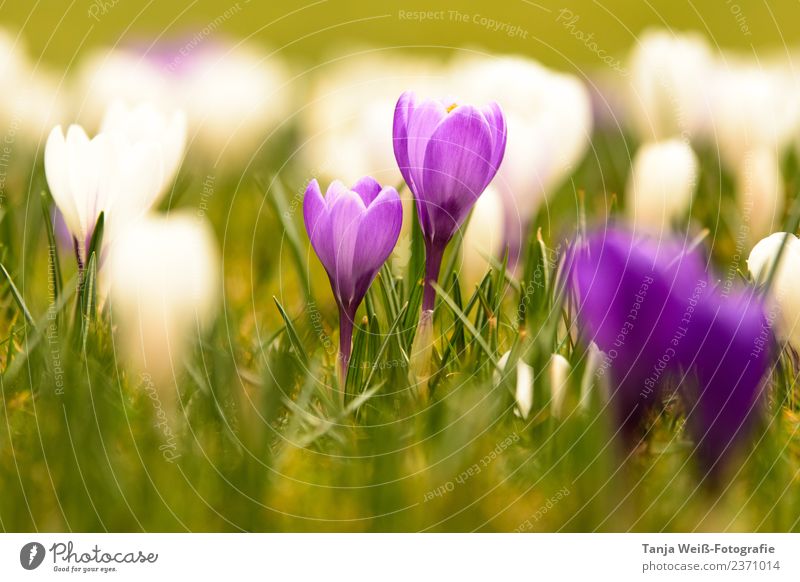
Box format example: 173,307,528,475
453,55,592,260
44,124,163,263
626,139,699,236
107,213,220,382
496,351,534,420
101,101,186,198
75,41,291,166
708,62,800,169
460,186,505,291
747,232,800,347
626,30,714,142
737,147,784,245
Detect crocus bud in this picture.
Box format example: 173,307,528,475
101,100,187,198
44,124,164,265
627,30,714,141
303,177,402,385
393,91,507,311
737,147,784,245
107,213,220,383
460,186,504,290
748,232,800,347
626,139,698,236
495,351,534,420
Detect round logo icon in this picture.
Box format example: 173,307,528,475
20,542,46,570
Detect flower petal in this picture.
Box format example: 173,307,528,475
393,91,416,191
351,176,383,206
419,105,494,239
352,186,402,298
45,126,82,241
303,179,334,272
329,190,366,306
480,101,508,175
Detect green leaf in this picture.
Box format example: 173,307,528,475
0,262,35,327
273,296,308,365
432,281,498,369
259,175,311,298
40,193,62,306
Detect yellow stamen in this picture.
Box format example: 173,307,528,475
446,103,458,113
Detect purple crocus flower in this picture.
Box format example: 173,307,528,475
568,227,771,475
393,91,507,311
303,177,402,383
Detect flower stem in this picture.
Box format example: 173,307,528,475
422,240,445,312
337,304,355,397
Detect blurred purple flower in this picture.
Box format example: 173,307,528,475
568,227,771,474
393,91,506,311
304,177,402,383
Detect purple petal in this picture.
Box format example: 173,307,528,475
324,180,350,208
406,98,447,189
328,190,366,306
303,179,334,272
351,176,383,206
481,101,508,175
683,290,769,473
351,187,403,303
419,105,494,240
393,91,416,192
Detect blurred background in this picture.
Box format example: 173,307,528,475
4,0,800,68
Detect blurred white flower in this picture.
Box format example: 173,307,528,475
549,354,570,418
107,213,220,381
747,232,800,347
496,351,534,420
73,47,170,129
626,139,698,236
626,30,714,142
708,61,800,169
74,40,291,165
0,29,65,149
44,124,163,261
452,55,592,260
101,101,187,196
495,351,571,419
302,51,444,185
181,42,291,164
736,147,784,245
460,186,504,291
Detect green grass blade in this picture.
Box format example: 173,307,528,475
0,262,35,327
273,296,308,365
